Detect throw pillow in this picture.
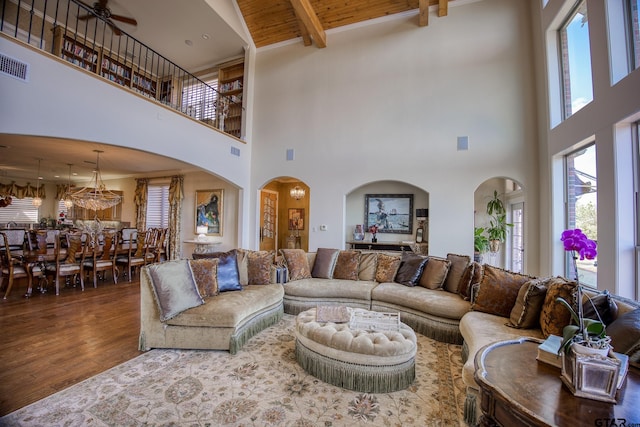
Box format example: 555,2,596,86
394,252,428,287
472,265,532,318
311,248,340,279
444,253,470,294
188,258,219,298
281,249,312,281
358,252,378,281
197,249,242,292
147,260,205,321
507,278,549,329
457,262,476,300
247,250,274,285
582,290,618,326
539,277,577,338
375,253,402,283
607,308,640,368
236,249,249,286
333,250,360,281
419,256,451,290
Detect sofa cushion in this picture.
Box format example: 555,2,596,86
372,282,471,320
375,253,402,283
444,253,470,293
582,290,618,326
147,260,205,321
311,248,340,279
358,252,378,281
247,250,274,285
283,278,378,301
607,308,640,368
507,278,549,329
188,258,219,298
457,262,480,300
472,265,532,318
394,252,428,287
281,249,312,281
419,256,451,290
333,250,360,281
539,277,576,338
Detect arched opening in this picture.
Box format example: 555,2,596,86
260,177,309,252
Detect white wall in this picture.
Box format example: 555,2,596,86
250,0,540,267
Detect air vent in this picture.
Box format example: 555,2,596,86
0,52,30,82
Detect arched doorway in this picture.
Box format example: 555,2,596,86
260,177,309,252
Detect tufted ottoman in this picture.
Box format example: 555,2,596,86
294,307,417,393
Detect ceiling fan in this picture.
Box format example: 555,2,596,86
77,0,137,36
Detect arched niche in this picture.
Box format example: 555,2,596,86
474,177,524,271
260,177,309,252
345,180,429,247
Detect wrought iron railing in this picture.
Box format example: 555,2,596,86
1,0,240,138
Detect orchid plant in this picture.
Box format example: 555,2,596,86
557,229,609,355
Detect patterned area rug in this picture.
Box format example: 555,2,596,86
1,315,466,426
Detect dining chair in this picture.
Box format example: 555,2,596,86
45,232,85,295
83,229,118,288
0,231,43,299
116,229,156,281
151,227,168,262
0,229,27,251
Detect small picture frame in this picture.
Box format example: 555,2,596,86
288,208,304,230
195,189,223,236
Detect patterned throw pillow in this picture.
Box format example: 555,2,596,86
236,249,249,286
444,253,470,293
311,248,340,279
394,252,428,287
333,250,360,281
281,249,312,281
358,252,378,281
418,256,451,290
375,253,402,283
507,278,550,328
472,265,533,318
539,277,577,338
247,250,274,285
188,258,219,298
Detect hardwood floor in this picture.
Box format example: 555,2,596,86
0,275,142,416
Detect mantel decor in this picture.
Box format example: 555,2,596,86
364,194,413,234
195,189,223,236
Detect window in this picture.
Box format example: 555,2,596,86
181,76,218,122
510,202,524,273
146,183,169,229
559,1,593,118
565,144,597,287
0,198,39,223
631,0,640,68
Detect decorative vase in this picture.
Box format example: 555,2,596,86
489,240,501,253
560,342,620,403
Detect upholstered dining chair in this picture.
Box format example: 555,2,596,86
116,229,156,281
83,229,118,288
151,227,168,262
0,229,27,251
0,231,42,299
45,232,85,295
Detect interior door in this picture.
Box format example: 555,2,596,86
259,190,278,252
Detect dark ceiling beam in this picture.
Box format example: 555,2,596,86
289,0,326,48
419,0,429,26
438,0,448,17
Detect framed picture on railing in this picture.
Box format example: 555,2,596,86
364,194,413,234
195,189,224,236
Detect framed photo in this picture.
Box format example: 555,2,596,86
364,194,413,234
195,189,224,236
288,208,304,230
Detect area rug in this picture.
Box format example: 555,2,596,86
1,315,466,426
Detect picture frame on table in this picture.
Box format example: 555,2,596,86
195,189,224,236
364,194,413,234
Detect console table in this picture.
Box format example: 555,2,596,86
474,337,639,427
183,239,222,254
347,241,421,252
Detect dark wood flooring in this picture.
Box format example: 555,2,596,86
0,275,142,416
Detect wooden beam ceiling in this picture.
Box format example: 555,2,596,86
289,0,326,48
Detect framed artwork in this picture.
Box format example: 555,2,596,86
288,208,305,230
195,189,224,236
364,194,413,234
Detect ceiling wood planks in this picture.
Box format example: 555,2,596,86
289,0,326,48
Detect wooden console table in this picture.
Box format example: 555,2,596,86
474,337,639,427
347,241,421,252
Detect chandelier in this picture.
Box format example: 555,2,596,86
71,150,122,211
290,185,305,200
32,158,42,207
62,163,74,209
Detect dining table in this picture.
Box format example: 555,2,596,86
12,248,61,297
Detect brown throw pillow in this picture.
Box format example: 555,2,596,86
394,252,428,287
333,251,360,281
311,248,340,279
281,249,312,281
507,278,549,328
607,308,640,368
539,277,577,338
457,262,475,300
189,258,219,298
419,256,451,290
444,253,470,293
472,265,532,317
375,253,402,283
247,250,274,285
358,252,378,281
582,290,618,326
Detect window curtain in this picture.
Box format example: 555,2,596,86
0,181,45,199
168,175,184,260
134,178,148,231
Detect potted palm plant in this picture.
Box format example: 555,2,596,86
474,227,489,262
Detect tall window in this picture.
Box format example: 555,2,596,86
631,0,640,68
565,144,598,287
510,202,524,273
146,184,169,229
559,1,593,118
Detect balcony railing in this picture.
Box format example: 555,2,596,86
1,0,241,138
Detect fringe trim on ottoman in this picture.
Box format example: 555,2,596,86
295,340,416,393
229,306,283,354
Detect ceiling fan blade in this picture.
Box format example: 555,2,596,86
77,13,95,21
110,15,137,26
106,19,123,36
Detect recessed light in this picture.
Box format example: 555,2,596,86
185,39,193,46
202,33,210,40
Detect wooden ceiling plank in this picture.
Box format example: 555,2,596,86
293,8,313,46
418,0,429,27
438,0,448,17
289,0,327,48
